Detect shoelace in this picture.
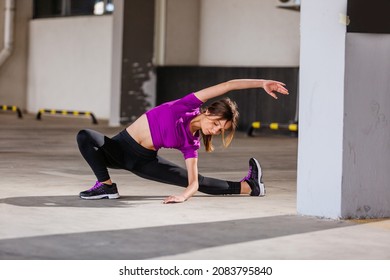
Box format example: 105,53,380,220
88,181,103,191
241,166,253,182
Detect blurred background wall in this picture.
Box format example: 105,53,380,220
0,0,32,111
0,0,300,128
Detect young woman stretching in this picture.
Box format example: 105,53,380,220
77,79,288,203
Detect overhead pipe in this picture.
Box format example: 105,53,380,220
0,0,15,67
154,0,166,65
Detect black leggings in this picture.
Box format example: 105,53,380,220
76,129,241,195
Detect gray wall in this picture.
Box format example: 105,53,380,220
159,0,300,67
164,0,200,65
342,33,390,218
199,0,300,66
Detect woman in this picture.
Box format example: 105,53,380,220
77,79,288,203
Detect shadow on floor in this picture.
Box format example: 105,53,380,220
0,215,354,260
0,195,169,208
0,194,247,208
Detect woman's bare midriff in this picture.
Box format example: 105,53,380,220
126,114,156,151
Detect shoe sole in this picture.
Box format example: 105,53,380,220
251,158,265,196
80,193,120,200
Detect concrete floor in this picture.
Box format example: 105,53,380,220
0,113,389,260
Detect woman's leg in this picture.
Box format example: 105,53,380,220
76,129,123,182
132,156,242,195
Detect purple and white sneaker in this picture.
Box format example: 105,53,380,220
241,158,265,196
79,181,120,200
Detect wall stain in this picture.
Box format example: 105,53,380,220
120,0,155,124
347,141,356,165
363,100,389,135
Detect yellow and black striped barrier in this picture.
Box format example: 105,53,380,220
36,109,98,124
247,121,298,136
0,105,23,118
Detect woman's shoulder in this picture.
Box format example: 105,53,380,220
172,93,203,113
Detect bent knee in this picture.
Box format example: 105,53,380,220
77,129,105,148
76,129,91,145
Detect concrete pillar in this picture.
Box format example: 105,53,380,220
109,0,156,126
297,0,390,219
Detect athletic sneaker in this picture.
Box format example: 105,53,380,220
241,158,265,196
79,181,120,200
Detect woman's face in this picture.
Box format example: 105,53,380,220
201,114,232,136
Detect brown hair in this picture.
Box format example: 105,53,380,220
201,98,239,152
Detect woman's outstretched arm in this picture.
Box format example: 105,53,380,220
194,79,289,103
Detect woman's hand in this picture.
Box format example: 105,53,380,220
162,158,199,204
163,194,186,204
262,80,289,99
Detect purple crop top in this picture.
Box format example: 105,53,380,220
146,93,204,159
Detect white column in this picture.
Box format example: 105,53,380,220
297,0,347,218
